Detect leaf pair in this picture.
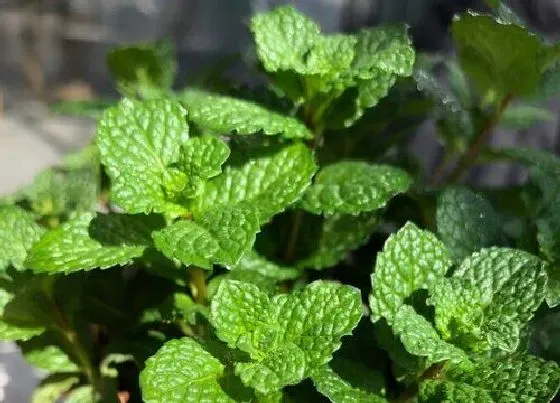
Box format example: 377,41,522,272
369,222,559,401
140,280,363,400
251,6,415,126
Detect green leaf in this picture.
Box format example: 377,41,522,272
180,90,312,139
210,280,363,392
152,204,260,269
453,247,548,351
532,62,560,101
369,222,452,323
546,264,560,308
195,143,317,222
235,251,300,281
210,252,301,296
0,287,44,341
108,40,176,98
349,26,415,80
311,364,387,403
26,212,162,274
20,334,79,372
392,305,468,365
250,6,324,75
236,343,307,393
421,355,560,402
65,386,96,403
500,105,555,129
306,34,357,92
297,213,379,270
419,380,493,403
31,375,80,403
0,206,44,271
49,99,116,119
140,337,233,403
8,148,101,216
436,187,503,263
301,162,412,215
180,135,230,179
96,98,190,215
414,68,473,152
339,26,415,126
537,208,560,264
452,14,546,99
427,278,485,348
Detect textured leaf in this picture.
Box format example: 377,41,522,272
414,68,473,153
349,26,415,80
29,167,99,217
210,280,362,392
108,40,176,98
436,187,503,263
419,380,493,403
452,14,546,98
0,206,44,271
393,305,468,365
152,204,260,269
178,135,230,197
453,247,548,351
297,213,379,270
195,143,317,222
250,6,324,75
250,7,414,122
180,90,312,139
140,338,232,403
235,252,300,281
307,34,357,92
421,355,560,402
210,252,301,296
311,365,387,403
31,375,80,403
369,222,452,323
301,162,412,215
26,213,162,274
341,26,415,126
427,278,485,348
96,98,189,214
236,343,306,393
21,334,79,372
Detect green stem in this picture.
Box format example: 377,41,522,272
189,267,207,304
392,362,445,402
284,209,304,263
446,94,513,183
285,96,326,263
51,302,99,391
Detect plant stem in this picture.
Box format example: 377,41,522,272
285,100,326,263
51,302,99,391
428,150,452,186
284,209,304,262
392,362,445,402
189,267,207,304
446,94,513,183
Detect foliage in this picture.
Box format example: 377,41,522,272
4,4,560,402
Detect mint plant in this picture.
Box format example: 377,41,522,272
2,4,560,402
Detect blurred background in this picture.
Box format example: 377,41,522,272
0,0,560,400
